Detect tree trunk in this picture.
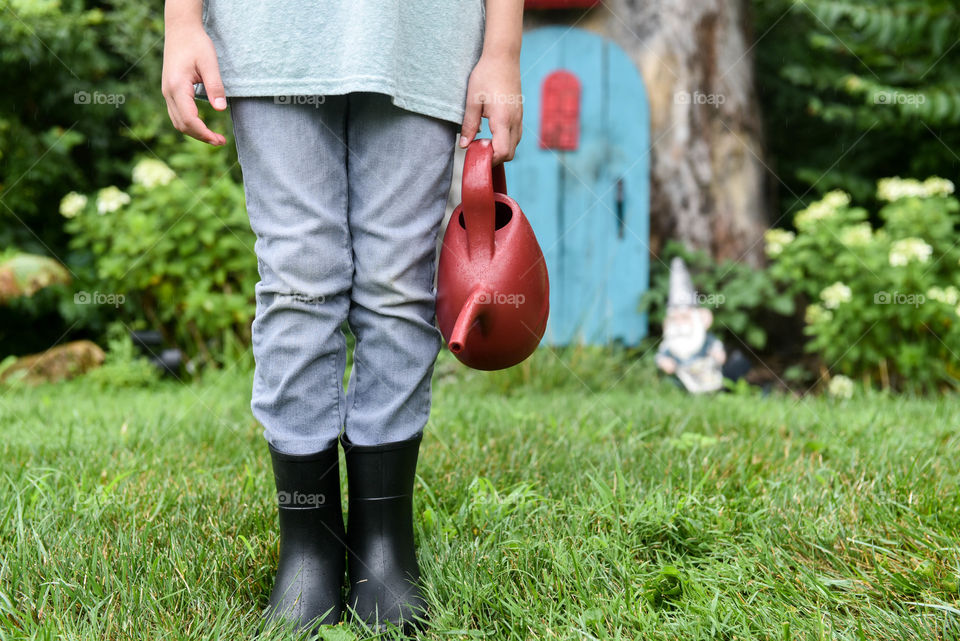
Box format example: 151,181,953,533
523,0,770,265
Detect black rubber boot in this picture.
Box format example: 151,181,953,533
341,432,428,634
262,443,346,634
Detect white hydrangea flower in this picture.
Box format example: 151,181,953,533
878,178,928,201
96,186,131,215
132,158,177,189
927,286,959,306
923,177,955,197
838,223,872,247
820,282,852,309
805,303,833,325
764,229,795,257
889,237,933,266
877,176,955,202
827,375,854,399
59,191,87,218
823,191,852,209
794,190,851,231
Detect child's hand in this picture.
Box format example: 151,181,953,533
161,24,227,146
460,52,523,166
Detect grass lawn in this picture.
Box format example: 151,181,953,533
1,345,959,640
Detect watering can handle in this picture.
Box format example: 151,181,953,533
493,159,507,194
462,139,507,259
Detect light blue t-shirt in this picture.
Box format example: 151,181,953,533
195,0,486,125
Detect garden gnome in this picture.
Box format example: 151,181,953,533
655,257,726,393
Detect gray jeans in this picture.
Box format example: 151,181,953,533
228,93,459,454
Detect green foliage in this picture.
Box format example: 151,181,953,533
0,0,238,353
84,321,160,388
640,241,795,351
790,1,960,124
0,0,208,248
754,0,960,210
766,177,960,392
0,0,92,247
63,145,256,364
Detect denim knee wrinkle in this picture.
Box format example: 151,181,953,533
228,93,459,454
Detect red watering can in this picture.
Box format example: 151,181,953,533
436,139,550,370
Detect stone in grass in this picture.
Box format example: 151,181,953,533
0,340,105,385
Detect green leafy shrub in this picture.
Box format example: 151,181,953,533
754,0,960,210
766,177,960,392
640,240,795,351
84,322,160,388
0,0,238,354
63,142,256,365
0,0,237,248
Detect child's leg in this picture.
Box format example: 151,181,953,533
339,91,458,633
230,95,354,631
229,95,352,455
342,92,459,446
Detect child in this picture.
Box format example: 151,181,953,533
161,0,523,635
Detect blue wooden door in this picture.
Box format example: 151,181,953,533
479,26,651,346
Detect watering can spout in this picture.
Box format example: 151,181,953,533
448,286,489,354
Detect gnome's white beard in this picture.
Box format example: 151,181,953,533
663,311,707,361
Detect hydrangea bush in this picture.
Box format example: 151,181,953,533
766,177,960,392
62,141,257,365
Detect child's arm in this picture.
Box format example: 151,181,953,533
459,0,524,166
161,0,227,146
